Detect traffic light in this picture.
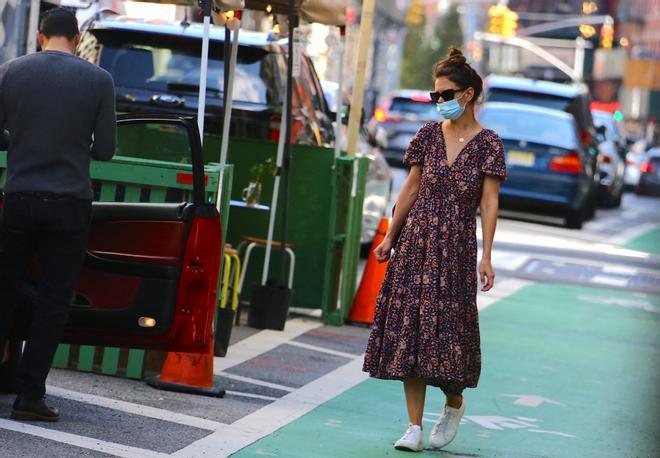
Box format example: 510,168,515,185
488,4,517,36
488,4,506,35
601,20,614,48
501,9,519,37
406,0,424,26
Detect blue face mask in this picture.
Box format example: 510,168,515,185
436,95,466,120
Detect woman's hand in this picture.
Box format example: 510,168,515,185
479,258,495,292
373,237,393,263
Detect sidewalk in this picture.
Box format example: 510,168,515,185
233,283,660,457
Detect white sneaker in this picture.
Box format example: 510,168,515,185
394,423,424,452
429,399,466,449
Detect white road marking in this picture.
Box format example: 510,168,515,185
220,372,296,392
225,391,280,402
577,294,660,313
479,248,530,271
284,340,361,360
591,275,629,287
47,386,227,431
602,265,638,275
217,318,323,372
608,222,659,245
527,429,576,438
0,419,168,457
500,394,564,408
172,357,369,457
488,227,653,260
478,278,534,311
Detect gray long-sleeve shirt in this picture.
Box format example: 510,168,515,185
0,50,116,200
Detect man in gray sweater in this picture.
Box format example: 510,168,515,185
0,7,116,421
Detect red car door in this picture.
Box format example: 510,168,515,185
59,114,222,353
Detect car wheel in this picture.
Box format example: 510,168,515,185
609,188,623,208
565,206,584,229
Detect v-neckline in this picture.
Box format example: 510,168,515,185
439,121,485,169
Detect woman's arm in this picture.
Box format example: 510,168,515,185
373,165,422,263
479,175,501,291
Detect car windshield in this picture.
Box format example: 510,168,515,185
93,29,282,105
487,88,570,112
389,97,437,118
479,107,578,150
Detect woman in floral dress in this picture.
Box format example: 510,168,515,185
363,48,507,452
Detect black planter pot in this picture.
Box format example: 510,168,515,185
214,308,236,357
248,283,294,331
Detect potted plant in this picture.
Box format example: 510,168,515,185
242,158,277,206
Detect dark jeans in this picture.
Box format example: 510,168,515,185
0,192,91,399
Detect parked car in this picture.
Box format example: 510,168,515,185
1,115,222,388
483,75,600,217
624,139,652,191
637,148,660,197
321,80,392,247
592,110,626,207
77,14,334,150
366,90,442,166
478,102,597,229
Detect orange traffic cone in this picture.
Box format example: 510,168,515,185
147,337,225,397
349,217,390,324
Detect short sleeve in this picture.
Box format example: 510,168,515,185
403,123,430,167
481,132,507,180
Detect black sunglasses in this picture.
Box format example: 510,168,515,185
429,88,465,104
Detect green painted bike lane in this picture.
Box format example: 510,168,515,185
625,227,660,256
233,284,660,458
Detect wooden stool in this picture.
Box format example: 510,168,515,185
237,237,296,295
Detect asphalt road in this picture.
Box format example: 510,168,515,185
1,168,658,457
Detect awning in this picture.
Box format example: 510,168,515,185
128,0,346,25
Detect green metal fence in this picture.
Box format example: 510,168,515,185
0,152,233,379
216,137,369,325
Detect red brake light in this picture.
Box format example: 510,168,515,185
373,108,402,123
640,161,657,173
550,151,582,174
374,108,386,122
579,129,591,146
601,155,612,164
269,115,303,143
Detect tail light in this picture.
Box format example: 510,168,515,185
550,151,583,174
601,154,612,164
269,114,303,143
579,128,591,147
373,107,402,123
640,161,657,173
626,157,635,165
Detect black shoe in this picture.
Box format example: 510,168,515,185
11,395,60,422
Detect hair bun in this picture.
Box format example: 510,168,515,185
446,47,466,66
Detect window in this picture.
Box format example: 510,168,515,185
93,30,283,106
479,107,578,151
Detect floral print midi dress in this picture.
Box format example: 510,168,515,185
363,121,507,393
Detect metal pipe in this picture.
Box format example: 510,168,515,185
475,32,579,81
196,12,211,142
334,26,345,159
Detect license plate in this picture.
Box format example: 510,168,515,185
507,150,535,167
